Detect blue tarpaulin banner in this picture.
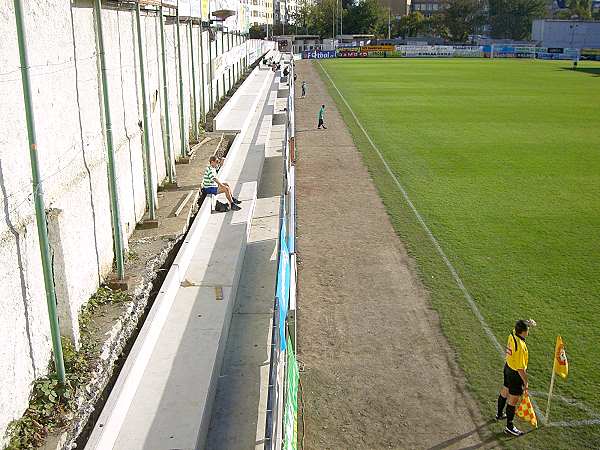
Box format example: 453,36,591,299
277,220,290,351
302,50,336,59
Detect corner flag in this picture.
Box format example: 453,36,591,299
517,393,538,428
554,336,568,379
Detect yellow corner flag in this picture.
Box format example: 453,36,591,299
554,336,569,379
517,393,538,428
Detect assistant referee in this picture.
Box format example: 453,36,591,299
496,319,533,436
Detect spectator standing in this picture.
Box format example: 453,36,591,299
317,104,327,129
301,81,307,98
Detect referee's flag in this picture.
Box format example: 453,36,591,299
554,336,569,379
517,393,538,428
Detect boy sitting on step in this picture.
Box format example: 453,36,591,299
201,156,241,211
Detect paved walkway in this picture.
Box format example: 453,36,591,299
294,60,495,450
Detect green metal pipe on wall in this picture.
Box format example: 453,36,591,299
208,29,214,109
227,31,232,91
221,31,225,99
189,20,198,141
135,4,156,220
176,6,187,158
13,0,67,384
159,6,176,184
198,23,206,123
93,0,126,280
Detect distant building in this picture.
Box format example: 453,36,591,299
275,34,323,53
337,34,375,46
377,0,412,18
410,0,447,16
247,0,274,27
275,0,315,26
532,19,600,48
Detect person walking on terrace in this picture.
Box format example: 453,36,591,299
317,104,327,129
201,156,241,211
496,319,536,436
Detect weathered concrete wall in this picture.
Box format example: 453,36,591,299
0,0,273,444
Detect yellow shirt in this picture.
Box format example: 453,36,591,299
505,332,528,371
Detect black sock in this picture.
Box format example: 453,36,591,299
506,404,516,428
497,395,507,417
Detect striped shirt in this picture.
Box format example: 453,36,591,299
202,166,218,188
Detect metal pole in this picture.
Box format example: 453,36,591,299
199,23,206,123
189,20,198,141
159,6,176,184
94,0,126,280
13,0,67,385
208,29,214,108
176,3,187,158
340,0,343,36
227,30,232,91
221,30,226,98
135,4,156,220
545,365,557,425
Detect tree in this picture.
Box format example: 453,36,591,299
344,0,387,36
394,12,426,38
489,0,546,40
565,0,592,18
249,24,266,39
425,13,450,39
443,0,486,42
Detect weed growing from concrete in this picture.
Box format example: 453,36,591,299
6,287,130,448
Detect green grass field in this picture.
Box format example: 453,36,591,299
317,58,600,448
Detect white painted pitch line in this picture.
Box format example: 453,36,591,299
317,61,600,428
317,62,504,357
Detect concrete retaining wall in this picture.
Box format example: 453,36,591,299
0,1,274,444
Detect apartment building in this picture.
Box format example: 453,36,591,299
274,0,317,26
378,0,412,18
247,0,274,26
411,0,447,16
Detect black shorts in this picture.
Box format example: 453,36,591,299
503,363,524,396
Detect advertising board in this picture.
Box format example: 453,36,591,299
302,50,336,59
581,48,600,60
361,45,395,52
452,46,483,57
366,50,402,57
337,50,368,58
398,45,454,57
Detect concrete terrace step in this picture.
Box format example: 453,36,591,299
111,182,257,450
85,59,279,450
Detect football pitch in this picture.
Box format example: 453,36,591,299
316,58,600,448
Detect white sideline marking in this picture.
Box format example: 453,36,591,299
317,61,600,428
317,62,503,356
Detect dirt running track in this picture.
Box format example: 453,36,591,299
294,60,497,450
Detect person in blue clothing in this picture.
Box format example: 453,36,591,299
317,104,327,129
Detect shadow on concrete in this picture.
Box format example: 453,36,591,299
0,160,37,377
139,211,247,449
69,1,101,284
